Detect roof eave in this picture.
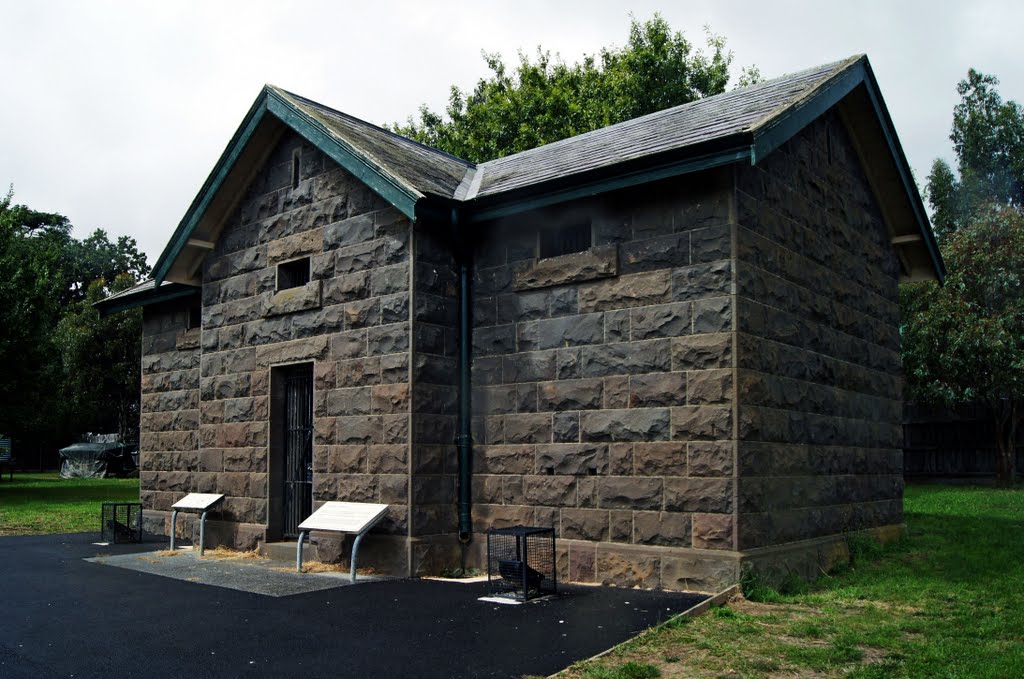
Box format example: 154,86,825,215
151,86,424,286
94,282,200,317
460,138,753,224
751,57,945,283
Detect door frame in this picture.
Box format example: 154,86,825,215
267,361,314,541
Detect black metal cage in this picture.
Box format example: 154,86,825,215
486,525,556,601
101,502,143,543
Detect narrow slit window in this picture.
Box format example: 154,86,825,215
277,257,311,290
291,148,302,189
187,304,202,330
539,221,592,259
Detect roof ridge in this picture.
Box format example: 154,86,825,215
475,55,861,171
744,54,865,133
269,85,476,169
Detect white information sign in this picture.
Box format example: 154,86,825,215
172,493,225,511
298,501,388,534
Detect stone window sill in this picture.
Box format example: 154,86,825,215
512,244,618,291
261,279,322,318
176,328,201,351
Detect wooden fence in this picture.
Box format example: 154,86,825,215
903,403,1024,478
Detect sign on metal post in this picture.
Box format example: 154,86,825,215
170,493,225,555
295,501,388,581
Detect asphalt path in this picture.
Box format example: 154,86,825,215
0,533,707,678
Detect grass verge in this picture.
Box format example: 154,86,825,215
562,484,1024,678
0,472,139,536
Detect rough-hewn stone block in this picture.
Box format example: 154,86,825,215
598,477,663,510
578,270,672,312
633,511,690,546
562,508,610,541
687,368,733,405
633,441,688,476
672,333,732,371
629,373,687,408
664,478,733,513
536,443,608,475
537,379,603,411
581,408,670,442
518,313,604,351
261,280,322,317
688,441,734,477
513,245,618,290
631,302,692,340
255,335,329,367
671,406,732,440
692,513,734,550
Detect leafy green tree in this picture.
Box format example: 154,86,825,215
55,275,144,445
0,188,149,461
392,14,756,162
902,206,1024,483
926,70,1024,238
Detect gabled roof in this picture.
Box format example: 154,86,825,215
466,57,858,200
274,88,472,199
149,53,942,289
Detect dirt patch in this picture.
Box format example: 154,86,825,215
199,547,265,560
272,561,378,575
152,549,181,557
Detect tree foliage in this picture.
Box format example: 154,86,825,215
392,14,757,162
0,188,148,461
902,207,1024,482
908,69,1024,483
926,69,1024,238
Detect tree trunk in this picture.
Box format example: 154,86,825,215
992,400,1019,486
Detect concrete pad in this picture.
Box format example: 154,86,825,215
88,549,389,597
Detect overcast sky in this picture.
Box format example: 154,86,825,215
2,0,1022,264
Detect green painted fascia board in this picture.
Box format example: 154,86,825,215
95,285,199,317
264,92,419,221
751,58,944,283
463,145,752,224
153,98,269,285
153,87,421,286
859,61,946,282
751,59,868,164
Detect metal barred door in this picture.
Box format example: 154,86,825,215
283,366,313,538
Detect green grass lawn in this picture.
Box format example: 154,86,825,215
565,484,1024,678
0,472,139,536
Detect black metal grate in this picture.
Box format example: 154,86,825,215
277,257,311,290
101,502,142,543
283,365,313,538
487,525,556,601
540,221,591,259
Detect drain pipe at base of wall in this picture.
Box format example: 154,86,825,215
453,208,473,544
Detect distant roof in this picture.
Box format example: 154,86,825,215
144,53,941,290
95,279,198,316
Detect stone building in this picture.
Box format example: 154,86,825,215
99,55,943,591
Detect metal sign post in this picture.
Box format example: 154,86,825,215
295,502,389,582
170,493,225,556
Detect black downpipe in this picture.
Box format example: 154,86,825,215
454,209,473,543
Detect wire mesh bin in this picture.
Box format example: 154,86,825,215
486,525,556,601
101,502,143,543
